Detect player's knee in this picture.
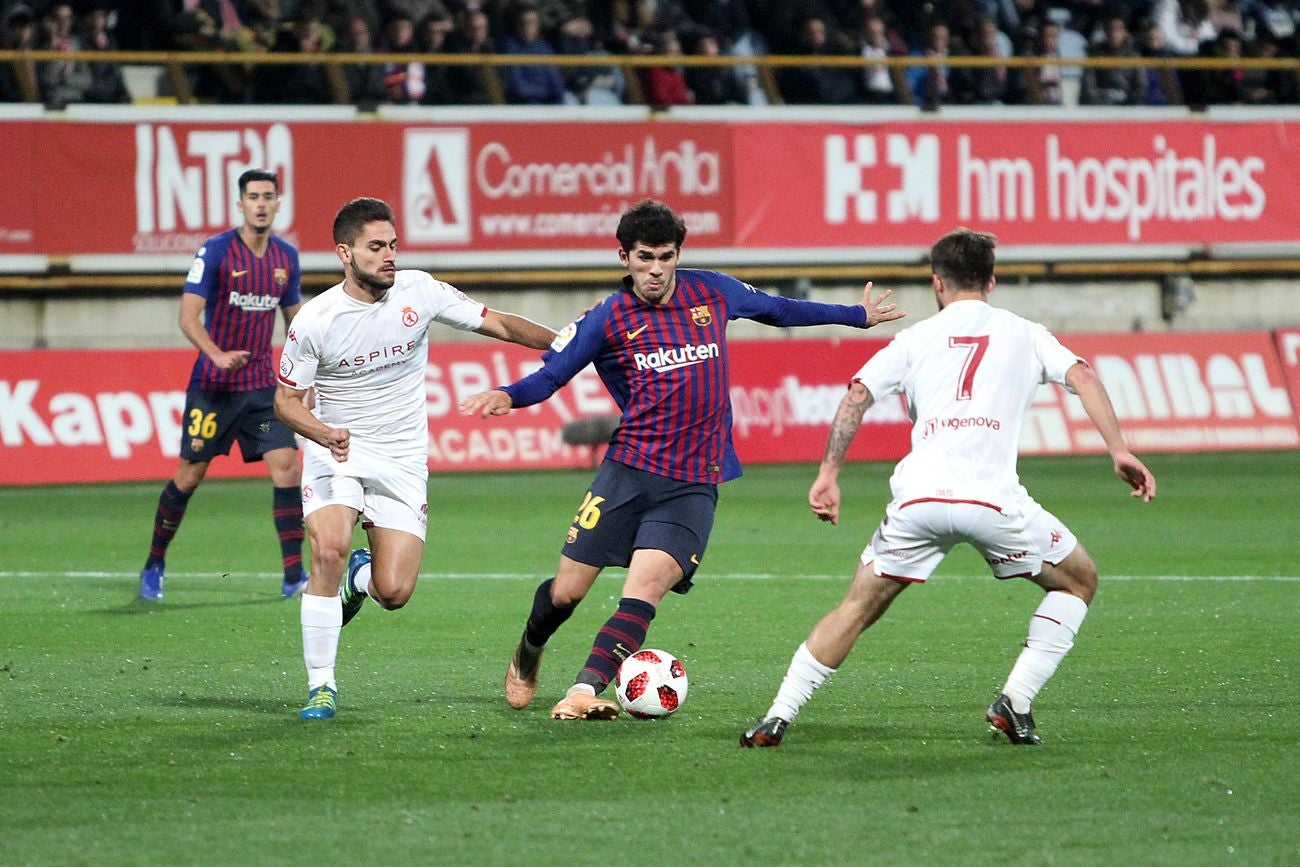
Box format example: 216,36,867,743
370,585,411,610
310,540,351,574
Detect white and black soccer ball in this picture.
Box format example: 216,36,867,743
615,649,688,719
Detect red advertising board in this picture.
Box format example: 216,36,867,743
6,115,1300,265
2,332,1292,487
1274,327,1300,426
1023,331,1298,453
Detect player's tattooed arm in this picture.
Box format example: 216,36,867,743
809,381,875,525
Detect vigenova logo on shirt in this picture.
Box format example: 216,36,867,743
633,342,720,372
228,291,279,311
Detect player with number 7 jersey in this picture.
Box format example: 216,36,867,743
741,227,1156,750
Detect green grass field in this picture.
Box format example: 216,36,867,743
1,452,1297,865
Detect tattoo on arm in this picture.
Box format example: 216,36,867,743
822,383,873,469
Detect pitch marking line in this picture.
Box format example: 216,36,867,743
0,571,1296,582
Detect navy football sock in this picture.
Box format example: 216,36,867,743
523,578,576,648
146,481,192,567
576,597,656,692
273,486,305,581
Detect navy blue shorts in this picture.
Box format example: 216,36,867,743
178,386,297,463
562,460,718,594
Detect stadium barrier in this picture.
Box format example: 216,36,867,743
1,331,1295,485
3,48,1300,108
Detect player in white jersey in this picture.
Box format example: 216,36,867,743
273,197,556,720
741,228,1156,748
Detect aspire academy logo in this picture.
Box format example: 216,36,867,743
403,129,471,245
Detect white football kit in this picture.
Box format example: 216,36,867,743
278,270,487,538
853,299,1083,581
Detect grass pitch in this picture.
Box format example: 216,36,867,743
1,452,1297,865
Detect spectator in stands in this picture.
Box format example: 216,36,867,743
1241,29,1296,103
444,8,496,104
320,0,381,47
1025,19,1065,103
1198,26,1247,103
857,13,901,104
378,12,427,103
684,27,748,105
337,15,388,108
37,2,92,108
417,5,457,104
682,0,759,101
0,4,38,102
954,16,1014,103
1138,17,1183,104
910,20,958,108
543,3,624,105
1153,0,1217,55
638,27,695,107
778,16,861,104
1080,14,1147,104
500,3,567,104
254,9,335,103
77,2,131,103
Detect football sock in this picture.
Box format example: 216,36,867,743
301,592,342,691
1001,591,1089,714
146,480,192,566
350,556,373,597
272,486,305,581
523,578,576,649
575,597,656,691
766,642,837,723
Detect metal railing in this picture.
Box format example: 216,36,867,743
3,48,1298,107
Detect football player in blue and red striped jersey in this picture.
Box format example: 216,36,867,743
461,198,906,720
137,169,308,602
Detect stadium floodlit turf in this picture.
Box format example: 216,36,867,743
1,452,1297,864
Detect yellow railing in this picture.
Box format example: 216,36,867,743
3,48,1298,107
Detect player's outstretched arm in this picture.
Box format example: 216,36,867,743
859,282,906,328
810,381,875,524
461,388,514,418
274,384,349,462
477,310,556,350
1065,362,1156,502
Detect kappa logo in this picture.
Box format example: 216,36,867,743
1051,529,1063,545
625,324,649,341
230,269,249,278
824,133,940,225
403,129,471,245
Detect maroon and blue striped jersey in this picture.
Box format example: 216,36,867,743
183,228,301,392
502,269,868,483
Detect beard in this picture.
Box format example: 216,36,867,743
353,263,396,294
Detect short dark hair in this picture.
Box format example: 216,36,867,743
332,197,396,245
930,228,996,291
237,168,279,196
615,199,687,252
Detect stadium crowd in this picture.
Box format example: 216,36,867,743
2,0,1299,108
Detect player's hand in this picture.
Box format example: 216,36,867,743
860,282,905,328
809,476,842,525
1114,451,1156,502
460,389,514,418
323,427,350,463
212,349,251,371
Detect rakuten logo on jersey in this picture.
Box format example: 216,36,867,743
134,123,294,253
824,133,940,225
228,291,279,311
634,343,720,372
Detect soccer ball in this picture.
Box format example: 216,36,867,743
615,649,688,719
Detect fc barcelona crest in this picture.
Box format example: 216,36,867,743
274,267,288,286
690,305,712,326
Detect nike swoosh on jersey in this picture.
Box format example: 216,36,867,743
231,269,249,278
625,325,649,341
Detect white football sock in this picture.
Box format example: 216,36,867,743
766,642,837,723
351,559,373,597
301,592,342,691
1001,591,1089,713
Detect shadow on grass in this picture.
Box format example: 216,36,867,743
99,596,285,616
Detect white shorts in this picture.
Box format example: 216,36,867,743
301,447,429,541
861,496,1077,583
